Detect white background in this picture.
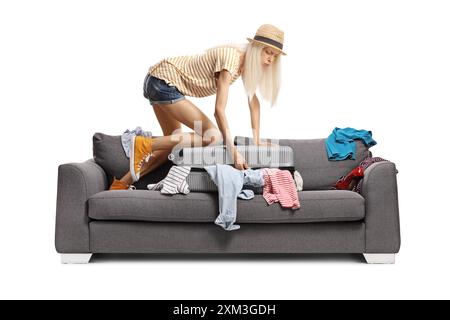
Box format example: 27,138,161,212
0,0,449,299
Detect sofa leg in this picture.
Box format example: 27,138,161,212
61,254,93,264
363,253,395,264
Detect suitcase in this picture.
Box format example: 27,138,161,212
168,145,295,193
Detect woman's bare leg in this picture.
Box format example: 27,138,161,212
119,133,204,185
161,99,223,145
118,100,220,185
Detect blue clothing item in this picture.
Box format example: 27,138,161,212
143,74,186,106
238,189,255,200
121,126,153,158
243,169,265,187
204,164,265,231
325,127,377,161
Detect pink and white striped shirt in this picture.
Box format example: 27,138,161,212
262,168,300,210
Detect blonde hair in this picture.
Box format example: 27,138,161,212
207,42,282,107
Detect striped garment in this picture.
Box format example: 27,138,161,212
148,47,242,97
262,168,300,210
147,166,191,195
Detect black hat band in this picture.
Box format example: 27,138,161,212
253,35,283,50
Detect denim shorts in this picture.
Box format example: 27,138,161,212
143,73,185,106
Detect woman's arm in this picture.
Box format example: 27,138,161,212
213,69,249,169
248,95,278,147
248,94,261,145
213,70,237,157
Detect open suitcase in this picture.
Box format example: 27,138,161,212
168,145,295,193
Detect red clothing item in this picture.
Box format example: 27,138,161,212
262,168,300,210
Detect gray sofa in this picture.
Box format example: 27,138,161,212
54,134,401,264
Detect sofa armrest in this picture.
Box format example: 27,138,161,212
362,161,401,253
55,159,108,253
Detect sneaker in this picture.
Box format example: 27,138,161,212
130,135,154,182
109,177,133,190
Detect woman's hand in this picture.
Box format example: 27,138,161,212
234,150,249,170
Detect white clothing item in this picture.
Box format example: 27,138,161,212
148,166,191,195
294,170,303,191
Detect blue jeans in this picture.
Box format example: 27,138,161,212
204,164,265,231
143,73,185,106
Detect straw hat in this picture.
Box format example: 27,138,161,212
247,24,287,55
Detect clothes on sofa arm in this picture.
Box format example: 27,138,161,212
262,168,300,209
325,127,377,161
121,126,153,158
353,156,389,194
147,165,191,195
204,164,265,231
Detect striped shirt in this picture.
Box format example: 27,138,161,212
148,47,242,98
262,168,300,210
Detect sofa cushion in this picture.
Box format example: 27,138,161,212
88,190,365,224
234,136,371,190
92,132,173,189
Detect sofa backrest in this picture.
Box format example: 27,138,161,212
93,133,370,191
234,136,370,190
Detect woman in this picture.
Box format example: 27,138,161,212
110,24,286,190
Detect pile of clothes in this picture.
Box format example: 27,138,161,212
118,126,392,232
203,164,301,231
325,127,391,193
120,126,303,232
144,163,302,231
